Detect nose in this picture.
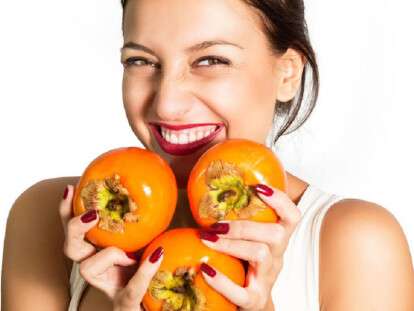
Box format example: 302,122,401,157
151,73,192,122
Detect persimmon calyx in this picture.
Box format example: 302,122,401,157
199,160,268,220
150,267,206,311
80,174,139,233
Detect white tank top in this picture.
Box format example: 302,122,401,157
68,184,344,310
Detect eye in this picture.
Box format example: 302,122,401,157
122,57,160,69
195,56,231,67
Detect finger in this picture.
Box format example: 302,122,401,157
121,247,164,305
59,184,75,233
59,184,100,262
64,208,99,262
254,184,302,233
200,262,252,309
207,220,287,248
200,235,272,274
79,246,137,299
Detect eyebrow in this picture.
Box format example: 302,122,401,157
120,40,244,55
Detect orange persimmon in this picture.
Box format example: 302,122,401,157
187,139,287,227
141,228,245,311
72,147,177,252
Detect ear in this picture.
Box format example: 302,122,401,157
275,48,306,102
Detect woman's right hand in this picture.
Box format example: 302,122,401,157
59,184,164,310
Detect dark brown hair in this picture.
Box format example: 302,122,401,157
120,0,319,145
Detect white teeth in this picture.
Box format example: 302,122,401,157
178,133,188,144
196,131,204,140
204,129,214,137
170,133,178,144
159,125,219,144
189,132,197,143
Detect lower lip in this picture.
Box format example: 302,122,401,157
150,124,224,156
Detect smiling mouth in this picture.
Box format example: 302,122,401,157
149,123,225,156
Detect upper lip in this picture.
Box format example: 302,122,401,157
149,122,224,131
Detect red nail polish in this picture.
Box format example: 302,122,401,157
209,222,230,234
199,230,219,242
80,210,97,223
254,184,274,196
63,186,69,199
200,263,216,277
125,252,137,261
149,246,164,263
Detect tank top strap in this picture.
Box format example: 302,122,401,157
272,184,345,310
68,261,88,311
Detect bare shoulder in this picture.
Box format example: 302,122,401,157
319,198,414,310
2,176,79,310
8,176,80,218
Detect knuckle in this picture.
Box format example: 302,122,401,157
106,246,124,259
255,244,271,263
290,207,302,224
58,203,67,218
269,226,285,248
78,261,90,280
106,246,121,255
243,292,258,310
231,221,244,238
242,299,254,310
63,242,72,259
63,241,81,262
66,217,79,236
221,238,232,250
253,291,267,310
67,215,78,226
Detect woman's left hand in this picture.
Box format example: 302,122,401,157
199,184,302,311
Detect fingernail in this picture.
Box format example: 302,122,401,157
63,186,69,199
200,263,216,277
209,222,230,234
125,251,139,261
254,184,274,196
149,246,164,263
80,210,97,223
199,230,219,242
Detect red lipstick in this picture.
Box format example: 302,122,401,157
149,122,224,156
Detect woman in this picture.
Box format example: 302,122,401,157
3,0,414,310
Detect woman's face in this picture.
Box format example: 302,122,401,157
121,0,302,187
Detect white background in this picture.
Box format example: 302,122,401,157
1,0,413,304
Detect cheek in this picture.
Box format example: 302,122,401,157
122,73,154,144
122,73,151,118
199,73,276,139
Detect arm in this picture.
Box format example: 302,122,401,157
2,178,77,310
319,199,414,310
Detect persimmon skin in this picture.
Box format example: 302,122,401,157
141,228,245,311
72,147,177,252
187,139,287,227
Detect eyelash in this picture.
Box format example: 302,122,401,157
122,56,230,69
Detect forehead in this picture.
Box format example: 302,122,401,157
123,0,266,47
